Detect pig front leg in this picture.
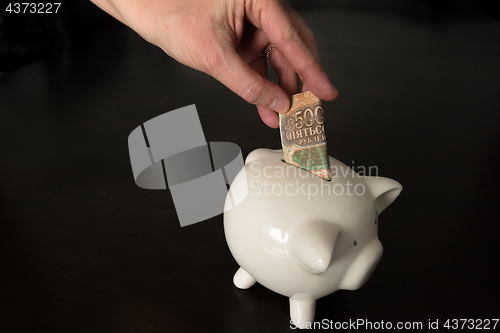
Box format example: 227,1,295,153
233,267,256,289
290,293,316,329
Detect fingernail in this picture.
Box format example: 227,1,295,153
269,98,288,113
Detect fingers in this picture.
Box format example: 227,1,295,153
249,0,339,101
237,25,270,63
257,106,279,128
286,8,321,63
249,56,280,128
237,25,297,127
206,46,290,113
268,47,300,96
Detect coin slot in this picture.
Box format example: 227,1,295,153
280,160,332,181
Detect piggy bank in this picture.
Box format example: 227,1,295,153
224,149,402,328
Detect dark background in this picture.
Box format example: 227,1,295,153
1,1,499,332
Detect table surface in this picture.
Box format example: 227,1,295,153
1,5,500,333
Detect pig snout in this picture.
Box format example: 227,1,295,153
340,239,384,290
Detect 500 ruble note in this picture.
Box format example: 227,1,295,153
279,91,331,180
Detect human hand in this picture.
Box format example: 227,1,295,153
90,0,338,128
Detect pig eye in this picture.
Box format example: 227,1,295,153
353,240,357,246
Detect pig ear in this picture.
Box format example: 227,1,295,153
290,221,341,274
364,177,402,215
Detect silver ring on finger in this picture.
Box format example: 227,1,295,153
265,44,275,59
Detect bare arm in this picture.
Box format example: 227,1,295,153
90,0,338,128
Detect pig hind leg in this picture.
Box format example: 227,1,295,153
233,267,256,289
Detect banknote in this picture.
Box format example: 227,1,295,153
279,91,331,180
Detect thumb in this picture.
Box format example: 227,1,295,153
206,48,290,113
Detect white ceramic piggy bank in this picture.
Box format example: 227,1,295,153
224,149,402,328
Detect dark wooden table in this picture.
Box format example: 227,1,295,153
1,5,499,333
